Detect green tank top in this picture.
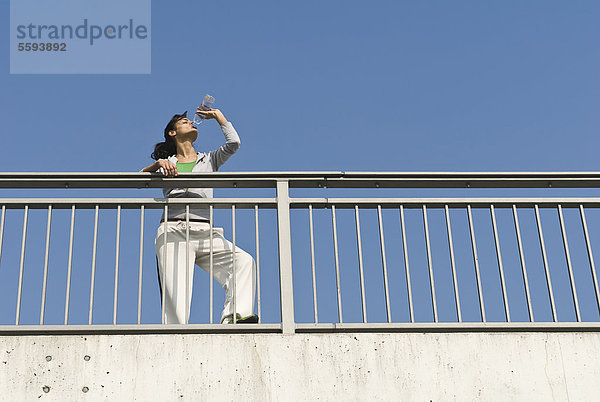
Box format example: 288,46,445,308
176,161,196,172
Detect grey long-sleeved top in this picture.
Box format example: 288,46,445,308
158,121,241,221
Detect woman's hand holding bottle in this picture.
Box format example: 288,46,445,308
195,106,228,125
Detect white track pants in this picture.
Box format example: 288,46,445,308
155,221,256,324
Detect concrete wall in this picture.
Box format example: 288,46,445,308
1,332,599,401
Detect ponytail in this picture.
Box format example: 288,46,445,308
152,111,187,160
151,136,176,160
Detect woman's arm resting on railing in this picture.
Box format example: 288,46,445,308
141,159,178,177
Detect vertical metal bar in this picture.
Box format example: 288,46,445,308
444,205,462,323
162,205,167,324
276,180,295,334
63,205,75,325
255,205,262,323
185,204,190,325
309,205,318,324
232,205,237,324
15,205,29,325
534,204,557,322
88,205,99,325
490,205,510,322
331,205,343,323
354,206,367,323
0,205,5,271
399,205,414,323
112,205,121,325
422,205,438,322
137,205,145,325
40,205,52,325
209,205,214,324
558,205,581,322
512,205,534,322
580,205,600,315
467,205,486,322
378,205,392,323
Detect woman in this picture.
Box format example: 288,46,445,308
142,105,257,324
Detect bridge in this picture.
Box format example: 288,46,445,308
1,172,599,399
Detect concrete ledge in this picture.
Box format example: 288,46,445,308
1,332,599,400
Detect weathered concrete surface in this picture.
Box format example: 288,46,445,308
1,332,599,401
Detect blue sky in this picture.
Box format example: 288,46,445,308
1,1,600,326
2,1,599,172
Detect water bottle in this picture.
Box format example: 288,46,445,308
193,94,215,126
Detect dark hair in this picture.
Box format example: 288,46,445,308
151,112,187,160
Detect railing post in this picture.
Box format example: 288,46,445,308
276,180,295,334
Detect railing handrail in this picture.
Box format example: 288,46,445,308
3,171,600,188
1,197,600,209
0,198,277,209
3,171,600,333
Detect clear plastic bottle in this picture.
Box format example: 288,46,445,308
192,94,215,126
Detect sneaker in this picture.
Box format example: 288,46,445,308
237,314,259,324
223,313,259,324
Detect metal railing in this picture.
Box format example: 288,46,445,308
2,172,600,334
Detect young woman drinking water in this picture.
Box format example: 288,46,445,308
142,105,257,324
